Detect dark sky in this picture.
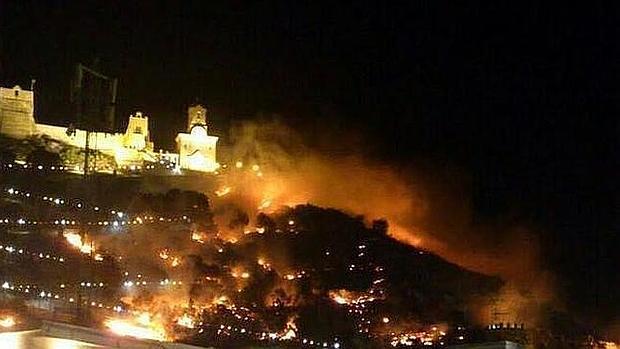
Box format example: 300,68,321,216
1,1,618,328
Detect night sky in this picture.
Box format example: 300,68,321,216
1,1,617,328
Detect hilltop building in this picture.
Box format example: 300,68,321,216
0,85,219,173
0,85,36,138
176,104,219,172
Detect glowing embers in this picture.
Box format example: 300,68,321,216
388,326,447,347
63,231,93,254
191,231,207,243
158,249,181,267
258,198,272,210
215,186,232,197
0,315,15,328
105,312,167,341
257,257,272,271
230,267,251,279
279,316,298,341
257,316,298,342
329,289,379,306
283,271,306,281
176,313,195,329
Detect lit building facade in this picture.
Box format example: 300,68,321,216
176,104,219,172
0,85,219,173
0,85,36,138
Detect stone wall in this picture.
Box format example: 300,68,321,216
35,123,123,153
0,86,36,138
1,85,219,172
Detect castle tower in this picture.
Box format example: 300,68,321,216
187,104,207,131
0,85,36,138
176,104,219,172
123,111,153,151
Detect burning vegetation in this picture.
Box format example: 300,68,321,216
0,175,502,347
0,119,615,348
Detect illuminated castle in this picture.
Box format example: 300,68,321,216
0,85,219,173
176,104,219,172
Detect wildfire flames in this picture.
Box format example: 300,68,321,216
215,186,231,197
329,289,379,305
105,312,167,341
63,231,93,254
176,313,195,329
191,232,206,243
2,119,612,348
279,316,298,341
0,315,15,328
389,326,448,347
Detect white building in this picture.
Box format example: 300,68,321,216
176,104,219,172
0,85,219,173
0,85,36,138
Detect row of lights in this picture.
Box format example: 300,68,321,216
0,243,66,263
5,187,194,225
0,159,180,174
1,280,125,312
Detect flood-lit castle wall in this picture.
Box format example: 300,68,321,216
176,104,219,172
123,112,153,151
0,86,36,138
0,85,218,172
34,123,121,151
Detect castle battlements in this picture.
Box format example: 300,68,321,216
0,85,218,173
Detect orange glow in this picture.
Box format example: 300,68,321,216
231,266,251,279
212,295,229,305
257,257,271,270
105,313,167,341
63,231,93,254
258,198,272,210
215,186,232,197
278,316,298,341
191,232,206,243
0,316,15,328
329,289,379,305
176,313,195,329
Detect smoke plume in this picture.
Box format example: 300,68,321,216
214,117,556,326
